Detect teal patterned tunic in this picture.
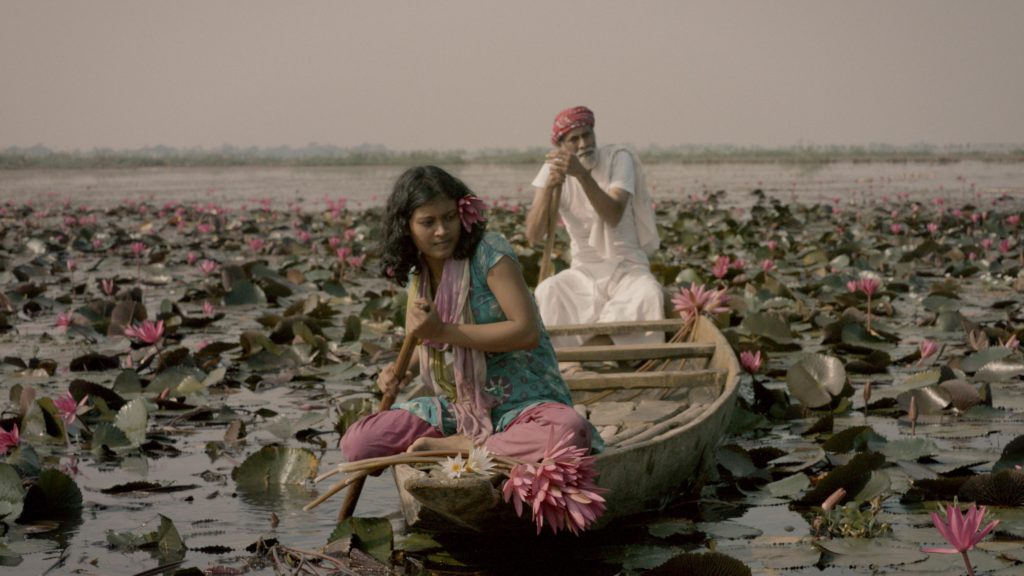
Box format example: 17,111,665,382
392,232,579,435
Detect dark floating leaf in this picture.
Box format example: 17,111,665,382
647,551,752,576
0,463,26,524
100,481,199,495
19,469,82,521
901,476,970,504
821,426,886,454
993,434,1024,473
69,352,120,372
70,379,126,411
798,451,886,506
958,469,1024,506
937,379,981,412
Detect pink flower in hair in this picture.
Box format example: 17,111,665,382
457,195,487,232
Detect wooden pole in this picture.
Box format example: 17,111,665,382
337,334,418,522
538,185,562,283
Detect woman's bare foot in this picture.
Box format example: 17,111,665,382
406,435,473,453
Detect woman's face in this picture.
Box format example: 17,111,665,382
408,195,461,265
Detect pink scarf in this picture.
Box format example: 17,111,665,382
410,258,497,443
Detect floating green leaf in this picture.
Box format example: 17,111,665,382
232,445,318,489
0,463,26,524
786,353,846,409
115,398,148,447
327,516,393,565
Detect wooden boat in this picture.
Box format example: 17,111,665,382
391,315,739,533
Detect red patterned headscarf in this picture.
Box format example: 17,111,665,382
551,106,595,146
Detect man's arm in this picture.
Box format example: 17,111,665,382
525,160,565,245
558,149,629,226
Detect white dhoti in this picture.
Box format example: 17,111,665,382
536,262,665,348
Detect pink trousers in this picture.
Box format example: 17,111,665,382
340,402,592,463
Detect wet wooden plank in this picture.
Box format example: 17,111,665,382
555,342,714,362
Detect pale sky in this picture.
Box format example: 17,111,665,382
1,1,1022,152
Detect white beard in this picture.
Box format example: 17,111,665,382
577,149,598,171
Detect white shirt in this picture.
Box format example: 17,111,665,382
532,145,649,267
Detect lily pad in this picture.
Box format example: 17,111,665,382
816,537,927,567
232,445,318,488
786,353,847,409
742,312,794,345
765,473,810,498
224,280,267,306
327,516,394,565
0,463,26,524
879,437,940,461
115,398,149,447
960,347,1012,373
19,468,83,521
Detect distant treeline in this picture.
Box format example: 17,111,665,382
2,143,1023,169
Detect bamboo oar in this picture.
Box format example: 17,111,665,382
538,184,562,283
336,333,418,521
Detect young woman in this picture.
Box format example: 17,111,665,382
341,165,598,463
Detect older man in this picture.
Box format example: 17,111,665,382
525,106,664,359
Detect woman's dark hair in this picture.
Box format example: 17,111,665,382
379,165,487,286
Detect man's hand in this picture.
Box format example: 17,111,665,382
407,298,443,341
545,149,588,180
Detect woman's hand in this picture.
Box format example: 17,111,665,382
376,362,411,397
407,298,444,341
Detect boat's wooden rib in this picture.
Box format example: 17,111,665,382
565,369,724,391
391,315,739,534
555,342,714,362
546,318,686,337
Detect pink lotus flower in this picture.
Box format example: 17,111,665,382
890,223,902,235
186,251,198,266
856,277,881,297
55,311,74,329
457,194,487,232
66,259,77,273
130,241,146,257
1000,335,1019,349
927,222,939,234
336,246,352,262
740,350,762,374
124,319,165,344
501,430,607,535
101,278,116,296
346,254,366,269
202,301,216,317
1008,214,1021,227
343,227,358,242
921,502,999,576
766,240,778,252
847,280,859,293
198,259,219,275
197,222,213,234
672,283,730,321
918,339,939,364
248,238,265,252
760,259,775,272
296,230,311,244
0,423,20,454
981,238,994,250
711,255,731,279
328,236,342,249
998,239,1011,254
92,238,103,250
54,392,89,426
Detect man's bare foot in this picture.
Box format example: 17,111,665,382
407,435,473,453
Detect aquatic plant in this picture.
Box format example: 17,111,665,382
0,423,19,454
811,493,891,539
54,391,89,427
124,319,165,345
502,430,607,535
921,500,999,576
